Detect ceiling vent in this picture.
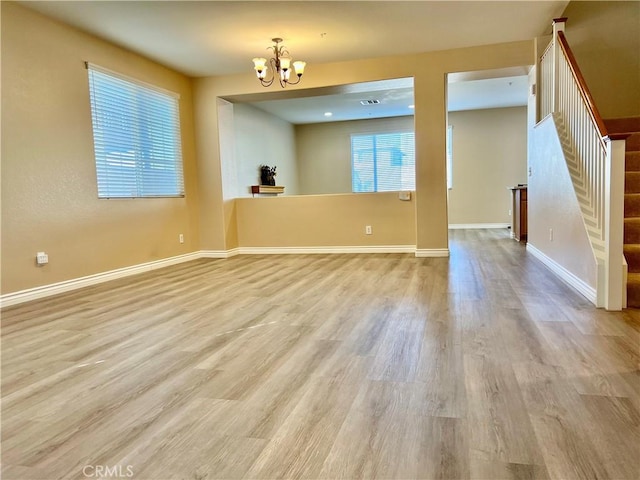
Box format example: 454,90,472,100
360,99,380,105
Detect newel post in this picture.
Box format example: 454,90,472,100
604,137,626,310
552,18,567,113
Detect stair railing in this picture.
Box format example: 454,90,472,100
539,40,554,120
538,18,627,310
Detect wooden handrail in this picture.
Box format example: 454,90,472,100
607,132,632,141
557,30,608,139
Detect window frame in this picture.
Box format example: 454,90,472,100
350,130,416,193
86,63,185,199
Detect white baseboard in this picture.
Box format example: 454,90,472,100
448,223,510,229
526,243,597,305
200,249,239,258
1,245,417,307
237,245,416,255
415,248,450,258
0,252,201,308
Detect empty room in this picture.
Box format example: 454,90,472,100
2,1,639,479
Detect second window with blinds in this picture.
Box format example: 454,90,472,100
351,132,415,193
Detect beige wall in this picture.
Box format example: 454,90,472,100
2,1,536,294
295,116,415,195
561,1,640,119
447,107,528,225
528,115,597,288
234,104,299,196
236,193,415,248
1,3,200,294
195,41,534,254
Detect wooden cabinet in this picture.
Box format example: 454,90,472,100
511,186,527,242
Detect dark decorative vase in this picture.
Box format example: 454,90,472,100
260,165,277,186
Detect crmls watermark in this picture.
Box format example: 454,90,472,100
82,465,134,478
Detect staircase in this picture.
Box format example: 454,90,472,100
554,113,605,259
608,118,640,306
537,18,629,309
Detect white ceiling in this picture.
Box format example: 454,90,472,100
246,78,416,124
241,68,531,124
21,1,567,78
447,73,531,112
20,1,560,122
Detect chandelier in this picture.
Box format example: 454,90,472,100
252,38,306,88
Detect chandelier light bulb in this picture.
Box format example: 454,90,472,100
253,57,267,71
293,61,306,76
279,57,291,71
280,68,291,82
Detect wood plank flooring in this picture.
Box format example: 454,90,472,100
2,229,639,479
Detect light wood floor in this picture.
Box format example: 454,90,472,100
2,229,639,480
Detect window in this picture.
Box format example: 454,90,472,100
351,132,415,192
447,125,453,190
87,64,184,198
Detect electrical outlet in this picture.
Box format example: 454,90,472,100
549,228,554,241
365,225,372,235
36,252,48,266
179,234,184,244
509,209,512,216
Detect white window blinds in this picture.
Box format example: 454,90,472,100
87,64,184,198
351,132,415,192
